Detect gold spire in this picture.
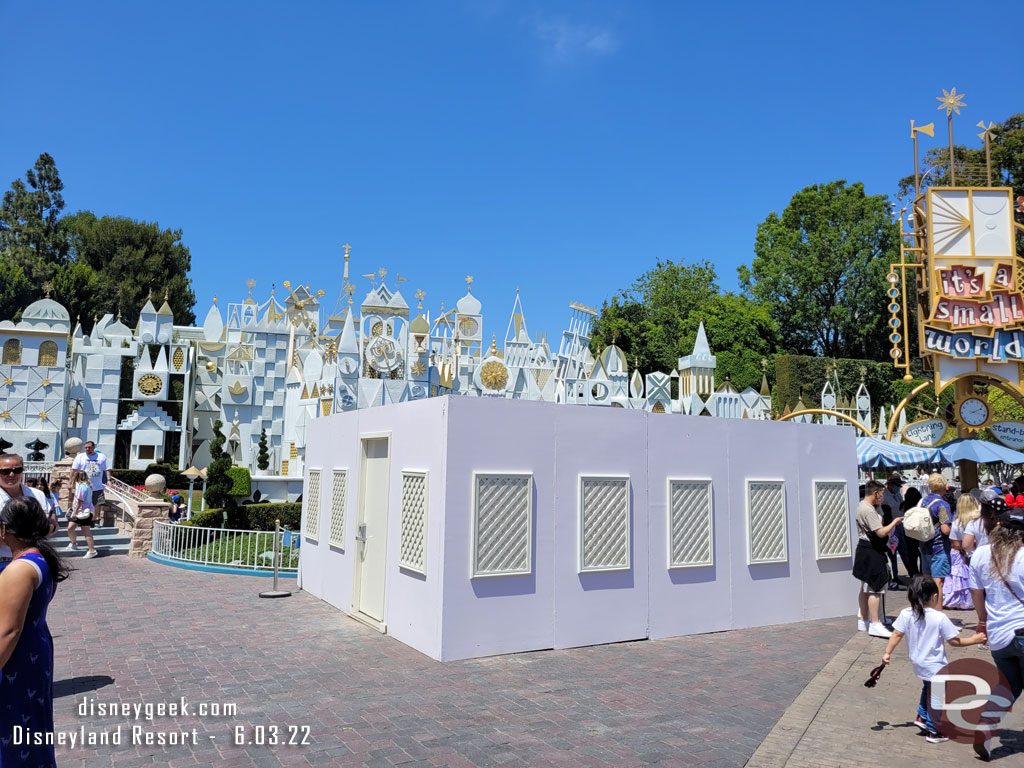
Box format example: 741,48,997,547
466,275,474,291
489,333,497,356
415,288,426,310
937,87,966,184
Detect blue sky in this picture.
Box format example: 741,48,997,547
1,1,1016,342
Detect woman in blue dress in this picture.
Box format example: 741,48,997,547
0,493,70,767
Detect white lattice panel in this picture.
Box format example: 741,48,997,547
668,479,713,568
328,469,348,548
580,476,630,572
472,474,532,577
304,469,322,541
814,481,851,559
399,472,428,573
747,481,786,564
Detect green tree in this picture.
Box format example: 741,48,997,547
0,153,70,287
64,211,196,327
679,293,779,392
739,180,899,360
204,420,236,516
256,428,270,472
590,259,720,373
52,261,102,331
0,261,33,321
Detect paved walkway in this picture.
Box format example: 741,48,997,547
748,590,1024,767
48,556,852,767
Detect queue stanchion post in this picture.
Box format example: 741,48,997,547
259,518,291,598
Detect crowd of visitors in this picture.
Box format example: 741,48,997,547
862,468,1024,757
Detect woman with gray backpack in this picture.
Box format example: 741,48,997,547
904,474,953,597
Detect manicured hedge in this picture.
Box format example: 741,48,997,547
226,467,251,496
773,355,896,415
181,503,300,532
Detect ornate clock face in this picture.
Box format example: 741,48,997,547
364,335,402,373
458,317,478,336
138,373,163,397
958,397,990,428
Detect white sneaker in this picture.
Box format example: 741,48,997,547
83,550,98,559
64,543,78,551
868,622,893,638
857,618,867,632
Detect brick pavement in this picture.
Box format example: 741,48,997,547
46,556,853,767
748,589,1024,767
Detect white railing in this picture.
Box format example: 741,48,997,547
106,476,149,502
150,521,299,573
23,461,55,476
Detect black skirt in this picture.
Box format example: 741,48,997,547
853,539,889,592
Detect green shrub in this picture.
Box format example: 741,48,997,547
242,502,301,531
227,466,251,496
179,502,300,531
180,508,226,528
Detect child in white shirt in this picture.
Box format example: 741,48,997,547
881,574,987,743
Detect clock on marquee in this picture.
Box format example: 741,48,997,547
957,397,991,429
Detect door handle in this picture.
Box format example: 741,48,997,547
355,524,367,543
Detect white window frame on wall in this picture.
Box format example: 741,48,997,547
578,474,631,573
745,479,787,565
666,478,714,569
471,472,533,578
328,468,348,550
812,479,851,560
399,470,429,574
303,468,323,543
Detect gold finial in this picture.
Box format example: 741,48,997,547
936,87,966,117
346,283,355,305
246,278,256,297
343,243,352,258
415,288,426,310
466,275,474,291
937,88,966,185
362,272,376,285
213,294,218,304
761,358,768,371
859,364,867,382
42,281,53,298
378,268,387,280
489,333,497,355
282,280,291,290
316,289,325,298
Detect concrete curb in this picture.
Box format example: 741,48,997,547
745,629,868,767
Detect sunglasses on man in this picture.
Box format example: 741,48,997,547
0,466,24,476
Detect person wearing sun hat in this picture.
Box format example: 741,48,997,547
968,495,1024,762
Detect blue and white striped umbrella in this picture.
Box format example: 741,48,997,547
856,436,946,470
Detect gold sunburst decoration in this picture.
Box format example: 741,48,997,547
936,88,966,116
480,360,508,391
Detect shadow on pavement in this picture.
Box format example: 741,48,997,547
53,675,115,698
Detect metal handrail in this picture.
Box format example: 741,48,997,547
150,521,299,573
106,476,149,502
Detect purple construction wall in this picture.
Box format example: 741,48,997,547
301,396,857,662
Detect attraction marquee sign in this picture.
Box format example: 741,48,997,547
918,188,1023,389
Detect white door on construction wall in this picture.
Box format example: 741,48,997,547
354,436,390,627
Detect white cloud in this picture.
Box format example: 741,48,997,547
533,16,619,63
